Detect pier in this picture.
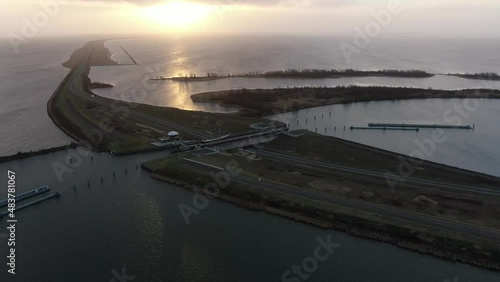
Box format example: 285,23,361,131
0,192,60,218
0,186,50,208
350,126,420,131
120,47,138,65
368,123,473,130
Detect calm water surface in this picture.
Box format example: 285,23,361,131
0,150,499,281
0,37,88,156
2,35,500,156
268,98,500,177
90,36,500,110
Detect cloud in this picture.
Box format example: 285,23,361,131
75,0,354,8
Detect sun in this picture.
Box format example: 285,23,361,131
142,1,212,29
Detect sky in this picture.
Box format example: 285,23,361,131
1,0,500,38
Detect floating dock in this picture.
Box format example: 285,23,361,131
350,126,420,131
368,123,473,130
0,192,60,218
0,186,50,208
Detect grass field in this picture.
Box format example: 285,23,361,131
191,87,500,116
159,131,500,229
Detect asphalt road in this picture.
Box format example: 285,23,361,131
66,49,211,139
182,158,500,242
256,149,500,196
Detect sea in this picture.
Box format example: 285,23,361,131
0,35,500,281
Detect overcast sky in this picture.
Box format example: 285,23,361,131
1,0,500,38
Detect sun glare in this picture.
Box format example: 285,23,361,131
142,1,212,29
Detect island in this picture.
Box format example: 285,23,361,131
191,86,500,116
152,69,435,82
447,72,500,81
